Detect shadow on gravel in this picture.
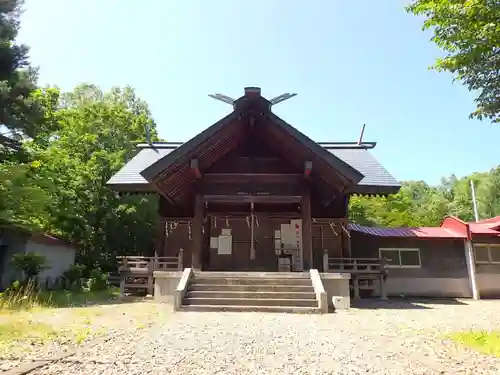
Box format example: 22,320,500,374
351,298,468,310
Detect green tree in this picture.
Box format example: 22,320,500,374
0,0,46,151
407,0,500,122
30,84,159,269
0,162,50,229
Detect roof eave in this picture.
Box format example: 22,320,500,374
106,182,157,193
346,184,401,196
267,112,365,185
140,111,239,181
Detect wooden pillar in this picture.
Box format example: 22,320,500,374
191,194,204,270
353,275,360,299
154,219,165,257
301,190,313,270
379,275,387,300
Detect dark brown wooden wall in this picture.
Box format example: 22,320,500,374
472,235,500,274
351,231,468,278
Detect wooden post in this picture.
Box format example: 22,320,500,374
119,277,126,299
301,190,313,270
353,275,360,300
154,219,166,257
380,275,387,300
178,248,184,270
323,248,329,272
191,194,204,270
147,259,154,296
379,257,388,300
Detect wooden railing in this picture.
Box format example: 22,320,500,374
323,252,386,274
118,249,184,274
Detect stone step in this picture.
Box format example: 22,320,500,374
190,277,312,286
183,297,318,308
192,271,310,279
178,304,322,314
185,290,316,300
188,284,315,293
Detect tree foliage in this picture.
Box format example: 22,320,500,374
407,0,500,122
0,0,47,152
1,84,161,270
350,166,500,227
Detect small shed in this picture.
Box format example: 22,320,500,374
0,225,76,289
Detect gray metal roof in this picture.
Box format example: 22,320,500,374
107,143,400,195
329,148,400,194
107,147,174,187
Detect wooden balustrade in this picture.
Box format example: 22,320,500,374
323,250,386,274
117,250,184,298
323,250,388,300
118,249,184,274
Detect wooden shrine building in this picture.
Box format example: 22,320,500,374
108,87,400,275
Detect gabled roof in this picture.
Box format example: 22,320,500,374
107,142,401,195
141,109,364,185
107,88,401,196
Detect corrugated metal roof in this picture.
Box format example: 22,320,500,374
469,223,500,236
329,148,400,192
348,223,465,239
107,147,174,186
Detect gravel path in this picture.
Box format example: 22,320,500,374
25,299,500,374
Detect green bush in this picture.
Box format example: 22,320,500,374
11,252,49,281
61,264,85,290
86,268,108,291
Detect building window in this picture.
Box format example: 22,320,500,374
474,244,500,264
379,248,421,268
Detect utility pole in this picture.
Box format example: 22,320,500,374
470,180,480,222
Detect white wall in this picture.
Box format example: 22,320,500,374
25,240,76,285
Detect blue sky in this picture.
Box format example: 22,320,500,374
17,0,499,185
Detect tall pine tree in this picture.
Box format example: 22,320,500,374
0,0,43,153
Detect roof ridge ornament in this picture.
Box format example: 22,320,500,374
208,88,298,109
269,93,297,106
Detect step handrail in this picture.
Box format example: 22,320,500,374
309,269,328,313
174,268,192,311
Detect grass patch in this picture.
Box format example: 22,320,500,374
451,330,500,357
44,288,120,308
0,281,120,311
0,319,59,354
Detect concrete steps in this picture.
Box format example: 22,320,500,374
179,305,319,313
180,272,320,313
186,291,316,300
188,284,314,293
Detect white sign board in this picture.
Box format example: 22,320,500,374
218,235,232,255
210,236,218,249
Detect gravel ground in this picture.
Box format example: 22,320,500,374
0,301,164,373
16,299,500,374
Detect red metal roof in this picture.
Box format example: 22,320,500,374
349,216,500,240
348,223,465,239
469,216,500,235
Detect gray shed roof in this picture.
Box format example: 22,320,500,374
107,143,400,195
107,146,174,191
329,148,400,194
